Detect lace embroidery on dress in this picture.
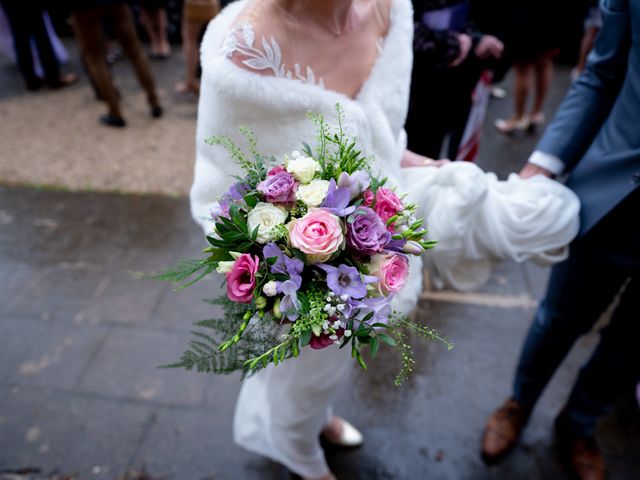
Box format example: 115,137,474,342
222,22,325,88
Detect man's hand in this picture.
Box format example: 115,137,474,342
450,33,472,67
475,35,504,60
519,163,553,179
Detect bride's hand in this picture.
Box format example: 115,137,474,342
519,163,553,179
402,150,451,168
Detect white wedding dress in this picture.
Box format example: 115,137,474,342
190,0,579,477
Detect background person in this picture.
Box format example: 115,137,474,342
70,0,163,127
0,0,77,90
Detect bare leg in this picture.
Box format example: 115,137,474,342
176,18,203,93
513,62,532,120
532,55,553,116
139,7,170,56
494,62,531,134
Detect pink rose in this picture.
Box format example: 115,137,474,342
268,166,286,176
374,187,403,224
370,253,409,295
362,189,374,207
288,208,344,263
226,254,260,303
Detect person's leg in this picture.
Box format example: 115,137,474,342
530,54,553,124
29,7,63,85
111,5,161,111
494,62,531,133
563,277,640,437
72,9,124,120
139,6,170,57
1,1,41,88
513,240,630,413
176,18,203,94
512,62,531,120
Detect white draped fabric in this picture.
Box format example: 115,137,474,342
404,162,580,291
191,0,580,477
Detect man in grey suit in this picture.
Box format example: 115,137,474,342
480,1,639,479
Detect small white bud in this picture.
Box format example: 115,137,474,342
344,330,352,337
340,294,349,302
262,280,278,297
216,260,235,274
336,304,345,312
329,334,338,341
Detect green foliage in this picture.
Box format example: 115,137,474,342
205,127,269,188
207,203,257,252
160,297,281,376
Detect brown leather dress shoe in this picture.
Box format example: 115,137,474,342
555,411,605,480
481,398,529,464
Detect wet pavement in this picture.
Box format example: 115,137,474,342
1,37,640,480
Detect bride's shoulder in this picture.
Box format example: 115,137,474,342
220,0,288,74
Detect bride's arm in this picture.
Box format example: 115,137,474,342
401,149,451,168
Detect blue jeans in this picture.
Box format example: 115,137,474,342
513,189,640,437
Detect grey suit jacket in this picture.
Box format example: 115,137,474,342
536,0,640,236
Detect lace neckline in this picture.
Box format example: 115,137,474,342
222,22,326,88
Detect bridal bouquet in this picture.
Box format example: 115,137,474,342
157,108,451,385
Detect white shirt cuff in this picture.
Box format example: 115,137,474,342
528,150,565,176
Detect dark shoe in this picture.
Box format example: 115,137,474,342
481,398,529,464
150,105,163,118
100,114,126,128
555,410,605,480
26,77,45,91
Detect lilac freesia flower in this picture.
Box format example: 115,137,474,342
316,263,377,299
219,182,250,217
263,243,304,320
337,171,370,199
346,207,391,255
385,238,407,252
256,171,297,203
321,179,356,217
350,295,394,325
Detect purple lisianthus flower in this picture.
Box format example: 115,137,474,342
349,295,394,325
257,171,297,203
317,263,377,299
346,207,391,255
337,171,370,199
321,179,356,217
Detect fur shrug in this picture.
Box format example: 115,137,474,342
190,0,423,312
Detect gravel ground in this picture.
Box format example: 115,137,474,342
0,41,196,196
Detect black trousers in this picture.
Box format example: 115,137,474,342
0,0,61,87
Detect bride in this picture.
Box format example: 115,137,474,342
190,0,579,478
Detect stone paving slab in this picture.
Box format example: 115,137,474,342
1,315,109,390
76,327,209,408
0,386,152,479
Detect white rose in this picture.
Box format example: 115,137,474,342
215,260,235,274
295,179,330,207
262,280,278,297
247,202,288,244
286,155,320,184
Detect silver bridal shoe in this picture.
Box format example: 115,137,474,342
323,417,364,448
